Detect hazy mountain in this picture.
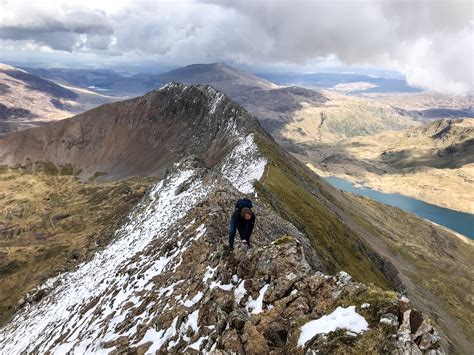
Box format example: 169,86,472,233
257,72,422,94
0,64,119,136
0,84,471,352
0,64,77,134
145,63,418,144
16,63,424,145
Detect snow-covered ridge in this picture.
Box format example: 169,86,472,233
0,130,266,353
0,162,214,353
220,133,267,194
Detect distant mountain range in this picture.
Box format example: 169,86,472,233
0,64,117,135
256,72,423,94
10,63,418,143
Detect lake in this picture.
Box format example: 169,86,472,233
324,176,474,239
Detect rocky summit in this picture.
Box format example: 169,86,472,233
0,83,447,353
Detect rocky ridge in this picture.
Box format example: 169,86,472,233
0,156,443,353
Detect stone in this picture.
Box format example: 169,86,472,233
380,313,399,328
220,329,244,354
229,308,250,331
242,322,270,354
419,331,441,351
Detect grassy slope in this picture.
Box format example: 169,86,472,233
342,193,474,353
0,169,155,326
254,133,392,289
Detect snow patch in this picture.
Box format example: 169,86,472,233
183,292,203,308
202,266,217,283
246,284,269,314
220,134,266,194
234,281,247,304
298,306,368,348
0,165,215,353
210,281,234,291
188,336,207,351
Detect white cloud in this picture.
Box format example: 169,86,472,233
0,0,472,94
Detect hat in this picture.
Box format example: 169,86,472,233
240,207,252,217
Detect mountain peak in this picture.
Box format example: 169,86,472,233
0,83,260,179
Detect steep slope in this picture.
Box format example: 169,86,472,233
0,169,155,326
301,118,474,213
0,156,443,354
0,83,467,352
0,83,252,179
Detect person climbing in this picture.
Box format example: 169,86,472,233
226,197,256,255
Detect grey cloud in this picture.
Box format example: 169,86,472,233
0,0,472,94
0,4,113,51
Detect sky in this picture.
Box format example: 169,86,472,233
0,0,473,94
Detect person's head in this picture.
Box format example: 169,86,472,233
240,207,252,220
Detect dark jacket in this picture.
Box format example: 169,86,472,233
228,209,255,246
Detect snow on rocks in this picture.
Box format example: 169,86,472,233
234,281,247,304
246,284,270,314
220,133,267,194
0,162,215,353
298,306,369,348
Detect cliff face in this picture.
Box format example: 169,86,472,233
0,83,447,353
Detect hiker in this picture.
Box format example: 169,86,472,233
227,198,256,255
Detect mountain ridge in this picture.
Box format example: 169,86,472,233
0,83,470,352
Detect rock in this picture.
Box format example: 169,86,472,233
380,313,399,328
229,308,250,331
242,322,270,354
220,329,244,354
418,331,441,351
336,271,352,285
409,309,424,333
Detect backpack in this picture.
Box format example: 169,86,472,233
235,198,253,211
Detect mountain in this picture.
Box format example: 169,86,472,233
0,83,253,179
302,118,474,214
0,64,78,135
151,62,278,95
0,83,472,352
362,91,474,121
23,67,153,97
0,64,119,136
146,63,417,145
257,72,422,94
16,63,420,144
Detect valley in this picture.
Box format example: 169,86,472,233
299,118,474,214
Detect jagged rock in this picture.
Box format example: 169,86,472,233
380,313,400,328
229,308,249,331
220,329,244,354
242,322,270,354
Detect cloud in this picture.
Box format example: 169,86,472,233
0,0,472,94
0,1,113,51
